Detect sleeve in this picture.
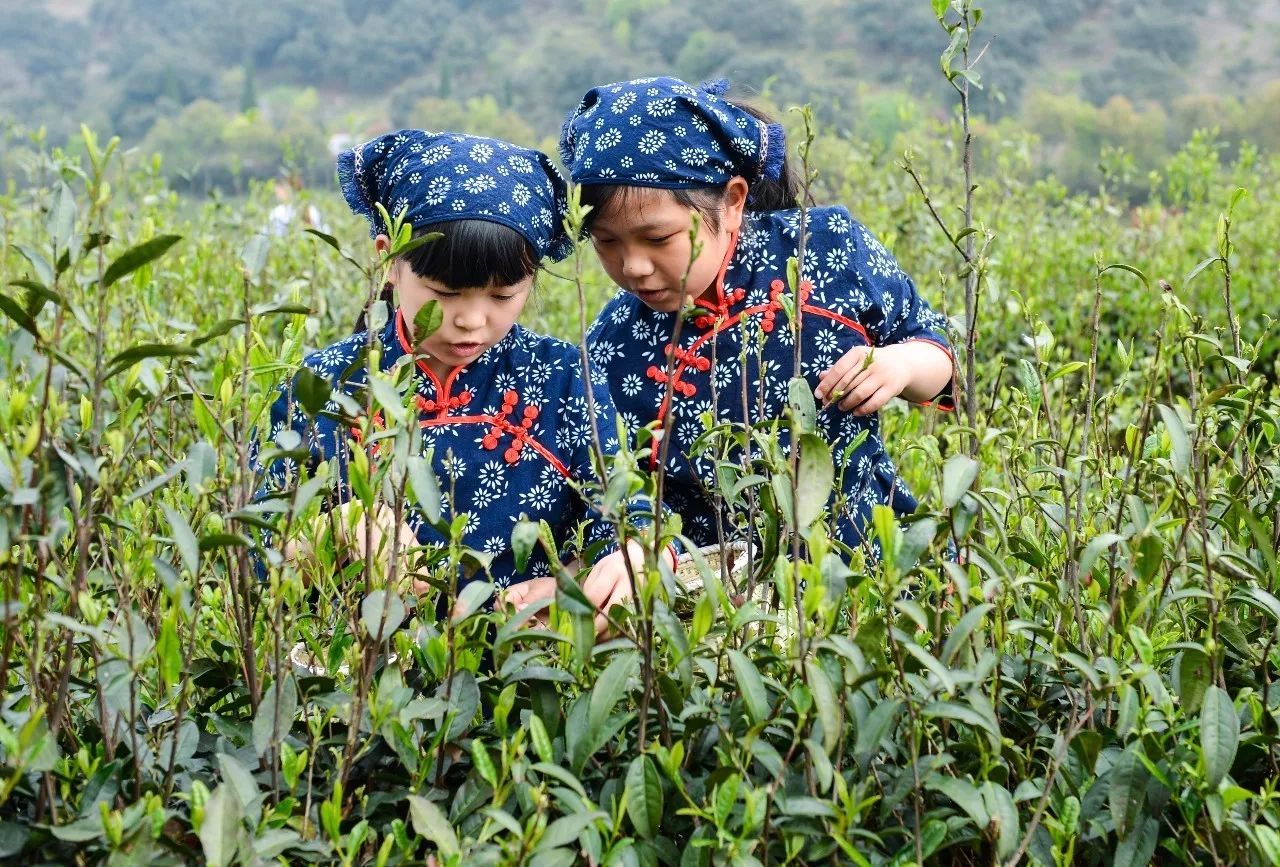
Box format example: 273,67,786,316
845,215,956,410
251,367,353,513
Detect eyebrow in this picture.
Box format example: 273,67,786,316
595,221,679,234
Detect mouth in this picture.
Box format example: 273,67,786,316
446,341,485,359
633,287,669,304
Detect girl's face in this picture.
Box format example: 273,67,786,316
588,178,748,313
378,236,531,377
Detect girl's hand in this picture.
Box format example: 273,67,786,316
581,541,674,636
581,542,642,635
488,576,558,625
815,345,910,415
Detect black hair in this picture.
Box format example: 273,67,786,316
580,99,801,234
353,219,538,332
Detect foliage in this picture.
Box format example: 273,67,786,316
3,0,1280,196
0,9,1279,867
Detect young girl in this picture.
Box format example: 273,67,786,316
561,77,955,560
258,129,650,608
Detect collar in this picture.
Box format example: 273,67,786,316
688,229,746,327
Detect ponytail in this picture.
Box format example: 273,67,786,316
731,100,801,211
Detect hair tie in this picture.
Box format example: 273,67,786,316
336,146,379,232
760,121,786,181
699,77,731,97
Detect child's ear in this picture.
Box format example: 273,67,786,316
374,234,398,282
723,176,750,233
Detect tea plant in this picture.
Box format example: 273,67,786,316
0,8,1278,864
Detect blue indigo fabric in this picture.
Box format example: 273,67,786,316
338,129,572,260
560,77,786,190
257,312,635,587
586,206,954,552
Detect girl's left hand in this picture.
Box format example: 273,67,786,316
581,541,645,635
815,345,909,415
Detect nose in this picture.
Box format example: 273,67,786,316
451,300,485,333
621,249,653,280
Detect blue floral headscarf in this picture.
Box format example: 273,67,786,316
337,129,572,261
559,76,785,190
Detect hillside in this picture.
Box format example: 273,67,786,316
2,0,1278,194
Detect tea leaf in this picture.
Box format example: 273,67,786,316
1201,686,1239,789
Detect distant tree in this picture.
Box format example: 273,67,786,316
1083,49,1184,106
240,61,258,113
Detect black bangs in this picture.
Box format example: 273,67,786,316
580,184,729,233
402,219,537,289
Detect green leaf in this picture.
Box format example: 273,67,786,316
157,616,182,685
941,603,994,665
1200,685,1238,789
292,367,332,417
529,714,554,763
589,651,639,734
1156,403,1191,475
192,318,243,348
795,432,834,527
787,376,816,432
981,782,1020,859
105,343,198,380
930,776,989,831
451,581,494,624
921,699,1001,749
726,649,770,725
47,182,76,254
0,294,39,338
305,228,369,273
407,455,442,524
216,752,261,813
407,795,459,857
1100,262,1150,290
1254,826,1280,865
471,739,497,787
854,698,901,757
1108,748,1148,839
804,659,841,754
161,504,200,576
253,676,298,758
361,590,406,642
1183,255,1223,287
240,233,269,281
511,519,539,573
1078,532,1125,577
538,811,607,852
198,785,242,867
942,454,978,508
1114,815,1159,867
102,235,182,288
625,755,664,839
1174,648,1211,715
15,245,54,286
1048,361,1087,381
413,300,443,341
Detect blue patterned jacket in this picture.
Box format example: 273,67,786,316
259,311,630,587
586,205,954,552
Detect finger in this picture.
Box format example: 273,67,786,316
853,385,896,416
838,373,882,412
596,586,631,638
823,354,877,408
581,567,619,610
816,346,869,400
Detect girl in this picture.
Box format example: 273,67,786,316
258,129,652,610
561,77,955,568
